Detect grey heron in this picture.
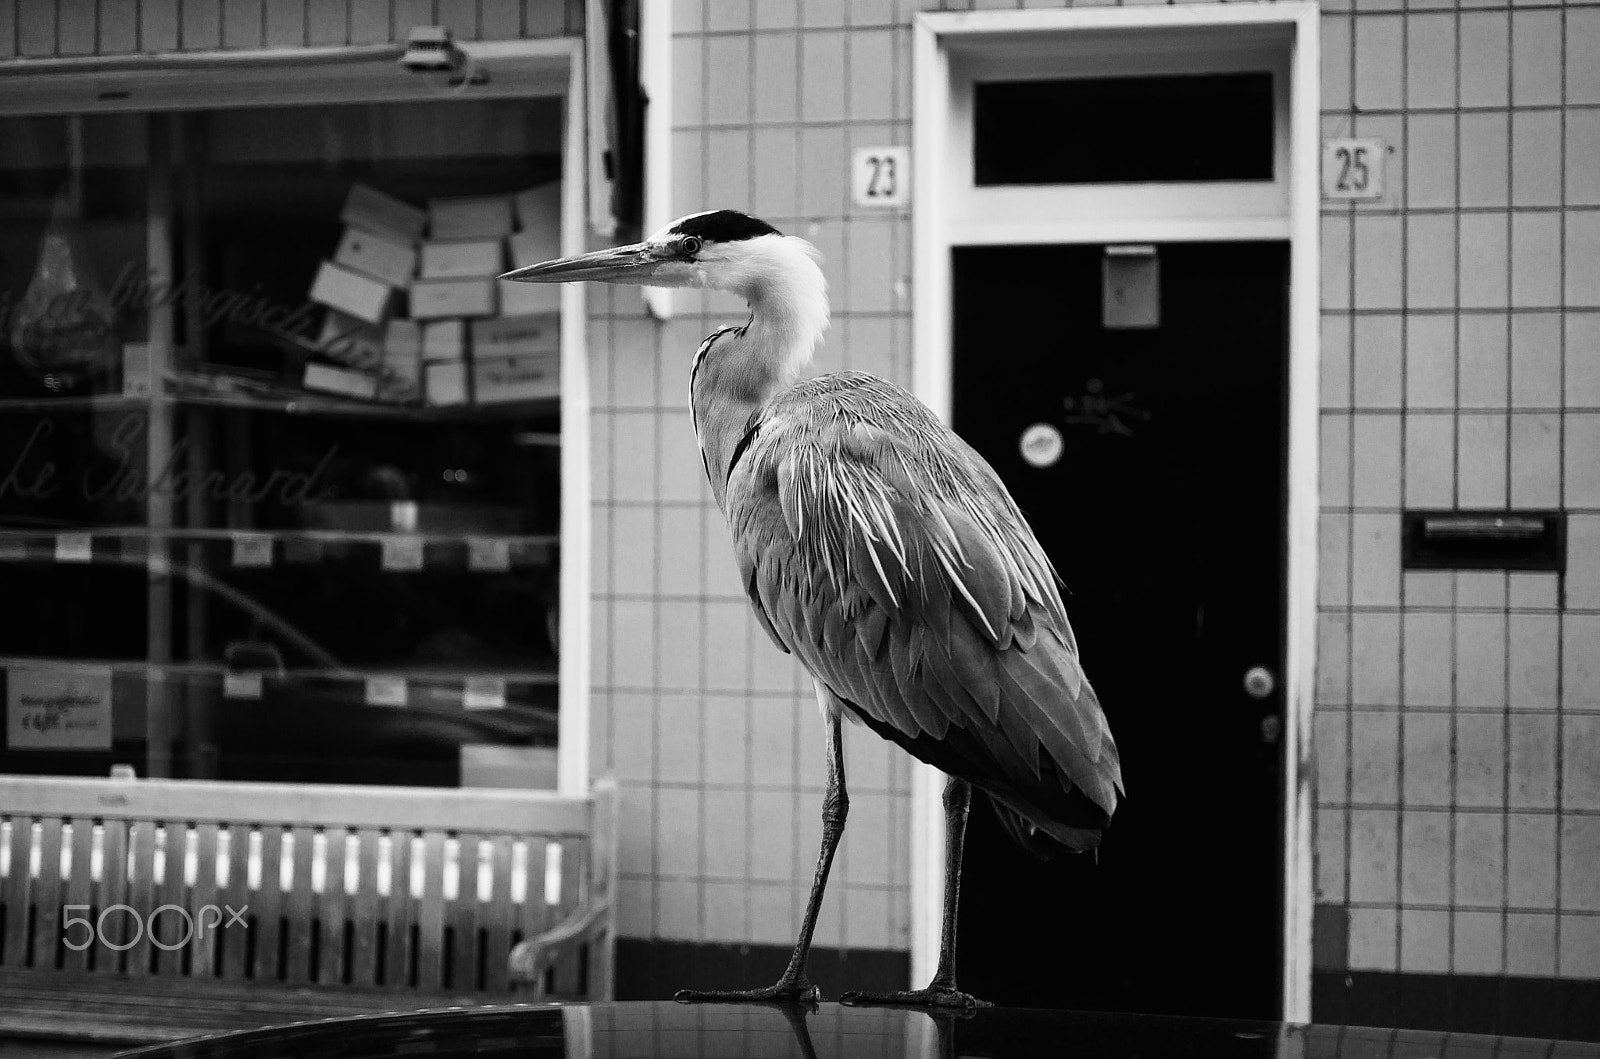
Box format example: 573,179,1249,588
503,210,1123,1009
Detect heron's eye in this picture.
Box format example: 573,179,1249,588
681,235,703,258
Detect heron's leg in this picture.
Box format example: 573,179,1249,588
676,713,847,1004
841,775,991,1009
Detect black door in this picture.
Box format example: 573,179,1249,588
950,242,1289,1020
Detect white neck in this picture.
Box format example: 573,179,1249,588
687,235,830,512
710,234,830,382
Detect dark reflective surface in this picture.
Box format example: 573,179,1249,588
113,1002,1600,1059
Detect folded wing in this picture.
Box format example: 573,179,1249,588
725,374,1123,849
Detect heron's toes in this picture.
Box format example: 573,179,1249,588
674,979,822,1005
840,987,992,1010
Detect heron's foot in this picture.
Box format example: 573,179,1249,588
840,985,991,1010
674,978,822,1005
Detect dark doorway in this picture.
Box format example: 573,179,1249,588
950,242,1290,1020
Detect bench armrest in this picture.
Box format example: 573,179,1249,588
507,898,612,994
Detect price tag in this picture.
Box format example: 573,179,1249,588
364,677,407,707
463,677,507,710
231,533,274,568
1322,138,1386,201
223,672,264,699
381,537,425,571
390,501,419,533
852,146,910,208
55,533,93,563
467,538,510,571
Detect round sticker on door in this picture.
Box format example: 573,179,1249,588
1019,423,1064,468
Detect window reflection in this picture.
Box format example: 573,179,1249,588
1,102,564,790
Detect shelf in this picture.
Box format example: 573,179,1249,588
0,656,558,694
0,383,561,427
0,527,559,572
0,392,152,413
167,384,562,424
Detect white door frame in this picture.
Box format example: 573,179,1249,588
911,4,1319,1021
0,38,593,799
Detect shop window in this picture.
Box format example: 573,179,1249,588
973,72,1275,185
0,102,565,790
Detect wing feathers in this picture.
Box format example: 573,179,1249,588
727,374,1123,839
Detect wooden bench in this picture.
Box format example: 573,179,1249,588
0,774,616,1044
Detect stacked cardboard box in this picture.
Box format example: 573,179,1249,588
472,312,560,403
303,181,563,406
305,184,425,400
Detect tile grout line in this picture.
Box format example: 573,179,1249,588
1444,0,1464,983
1498,2,1516,990
1551,0,1567,988
1395,0,1413,977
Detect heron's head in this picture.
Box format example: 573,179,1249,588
504,208,830,370
503,209,825,299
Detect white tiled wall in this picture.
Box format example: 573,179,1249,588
1316,0,1600,980
590,0,918,955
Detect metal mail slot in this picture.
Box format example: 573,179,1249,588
1402,510,1565,572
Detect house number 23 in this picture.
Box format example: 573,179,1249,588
1322,138,1386,201
853,146,910,208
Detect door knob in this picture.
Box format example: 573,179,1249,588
1243,666,1276,699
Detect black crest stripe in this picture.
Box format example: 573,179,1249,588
670,210,781,243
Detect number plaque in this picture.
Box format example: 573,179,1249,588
853,146,910,208
1322,138,1386,201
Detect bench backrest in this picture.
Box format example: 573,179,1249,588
0,776,613,996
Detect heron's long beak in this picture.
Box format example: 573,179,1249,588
500,241,673,284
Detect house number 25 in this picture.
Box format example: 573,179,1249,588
853,146,910,208
1322,138,1386,201
1333,145,1370,193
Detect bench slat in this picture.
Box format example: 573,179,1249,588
284,827,316,985
482,835,513,993
318,829,350,987
415,830,447,991
62,822,93,973
253,827,284,984
349,828,382,988
449,834,484,991
0,819,31,969
191,823,220,979
553,836,585,995
520,838,550,945
220,825,250,981
153,824,190,976
125,821,156,976
97,819,128,974
29,818,63,972
382,831,414,989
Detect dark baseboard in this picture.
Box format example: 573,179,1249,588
1313,971,1600,1043
615,939,910,1002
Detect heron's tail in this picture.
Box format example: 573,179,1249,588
986,791,1104,860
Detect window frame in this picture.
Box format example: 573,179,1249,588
0,38,594,798
913,4,1320,1021
943,28,1294,247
